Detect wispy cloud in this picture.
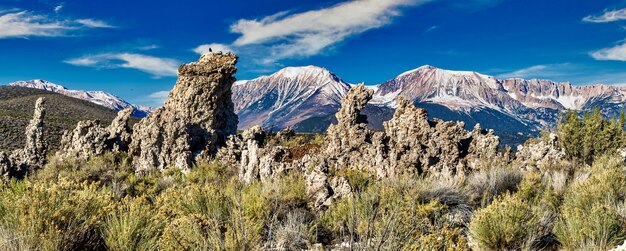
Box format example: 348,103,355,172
590,40,626,61
0,8,114,39
193,0,429,66
65,53,180,77
131,90,170,107
76,18,115,28
0,11,73,38
144,90,170,107
193,43,234,55
54,4,64,13
425,25,439,32
231,0,427,63
136,44,160,51
583,8,626,23
497,63,576,79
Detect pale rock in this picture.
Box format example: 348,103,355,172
516,133,565,169
56,108,133,160
329,176,352,200
10,97,47,172
218,126,291,184
130,52,238,173
300,155,332,210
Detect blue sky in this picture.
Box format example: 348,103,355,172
2,0,626,107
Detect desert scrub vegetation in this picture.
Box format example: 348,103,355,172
2,112,626,250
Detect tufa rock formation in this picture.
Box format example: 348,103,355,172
130,52,238,173
322,86,501,179
218,126,292,184
516,133,565,169
220,84,501,209
56,108,133,160
0,97,48,178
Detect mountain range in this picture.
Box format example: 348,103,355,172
8,80,155,117
233,65,626,146
7,65,626,146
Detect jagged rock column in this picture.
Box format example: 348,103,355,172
130,52,238,173
11,97,47,172
324,84,379,170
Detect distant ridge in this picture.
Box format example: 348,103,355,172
233,65,626,146
8,80,155,117
0,86,129,151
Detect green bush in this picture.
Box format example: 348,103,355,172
102,197,162,251
469,193,540,250
554,155,626,250
0,179,114,250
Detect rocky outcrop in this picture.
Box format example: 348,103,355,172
218,126,291,184
0,97,48,178
131,52,239,173
324,84,383,174
10,97,47,172
222,84,501,209
323,87,501,179
516,133,565,169
56,108,133,160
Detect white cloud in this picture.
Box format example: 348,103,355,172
193,43,234,55
65,53,180,77
591,41,626,61
223,0,427,63
426,25,439,32
133,90,170,107
76,18,115,28
0,11,73,38
498,63,576,79
54,4,64,13
146,90,170,106
583,8,626,23
0,9,114,39
137,44,160,51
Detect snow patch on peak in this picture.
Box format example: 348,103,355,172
234,80,249,86
555,95,585,110
10,79,68,92
275,65,329,79
8,79,155,117
398,65,435,77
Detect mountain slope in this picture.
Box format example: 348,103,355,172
9,80,155,117
373,66,626,130
232,66,351,130
232,65,626,146
0,86,133,151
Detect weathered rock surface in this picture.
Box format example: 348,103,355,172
516,133,565,169
131,52,239,173
323,86,501,179
0,97,48,178
218,126,291,184
222,84,501,209
56,108,133,160
10,97,47,172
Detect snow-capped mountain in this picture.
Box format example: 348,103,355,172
232,65,626,145
232,66,351,130
373,65,626,129
8,80,155,117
